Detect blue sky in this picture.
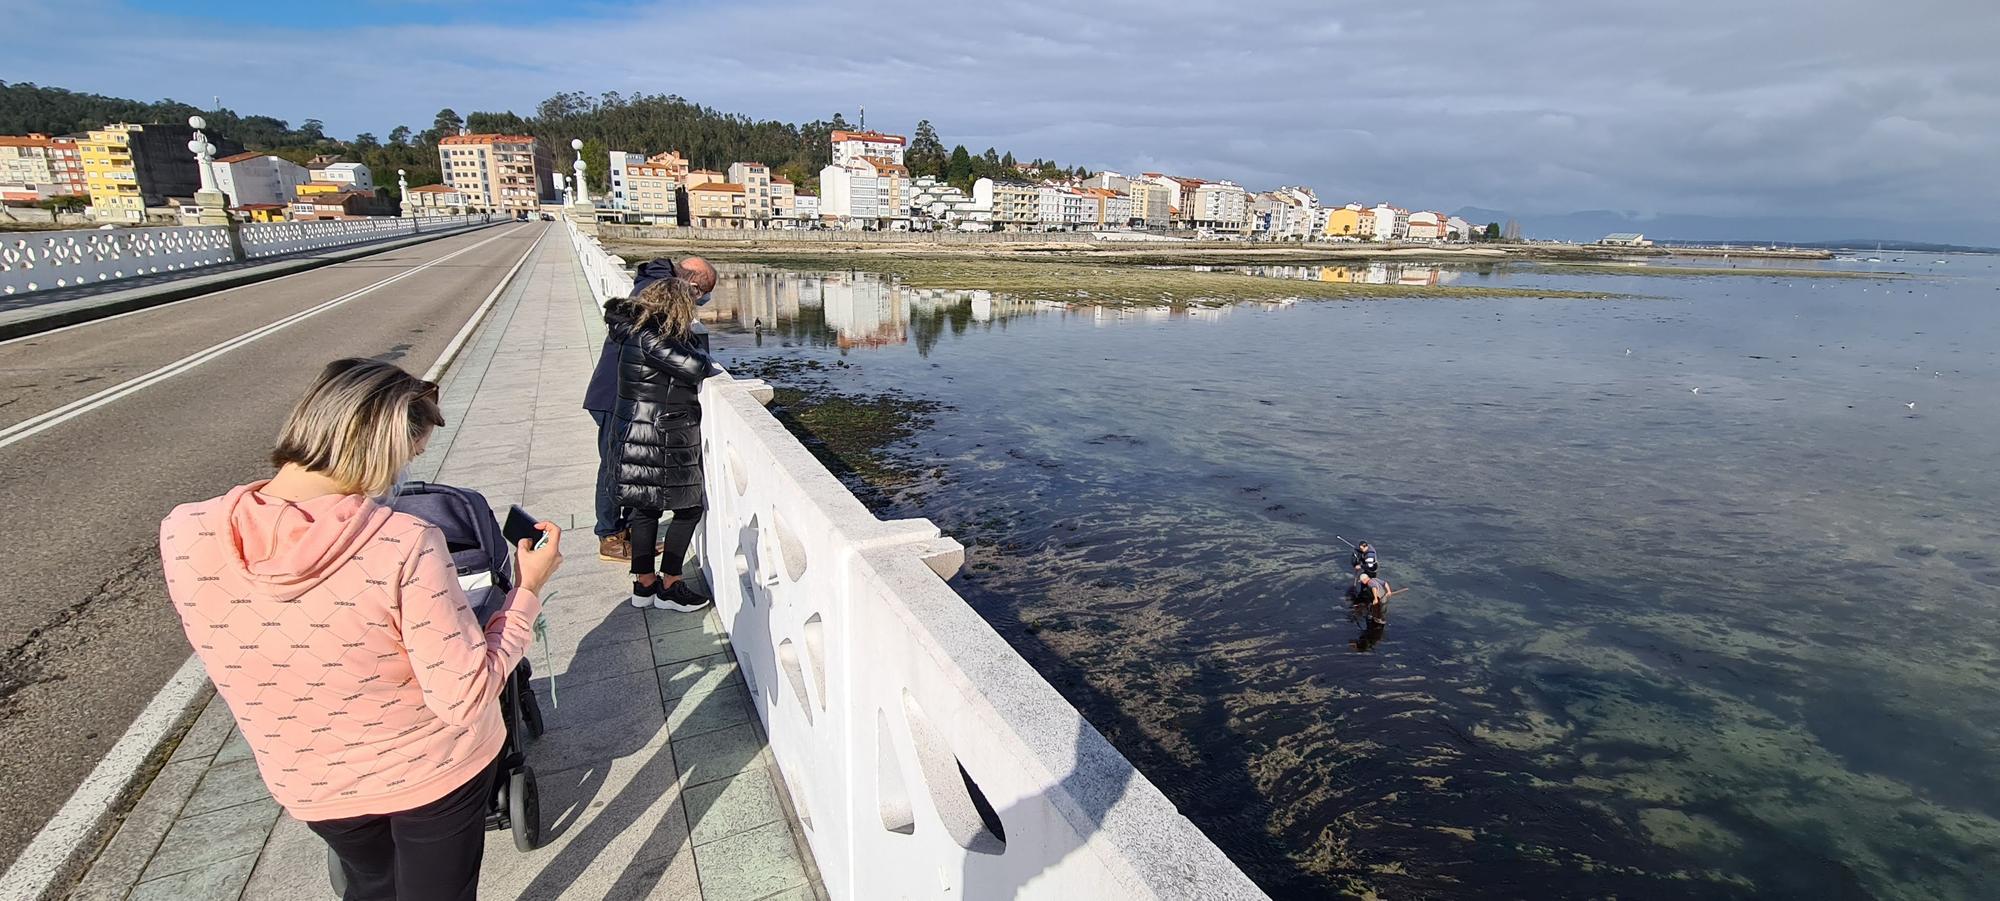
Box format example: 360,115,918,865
7,0,1997,240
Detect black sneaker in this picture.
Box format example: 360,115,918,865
628,579,659,608
652,580,712,613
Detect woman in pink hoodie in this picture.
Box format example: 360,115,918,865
160,358,562,901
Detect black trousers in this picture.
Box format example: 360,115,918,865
308,758,497,901
628,504,704,576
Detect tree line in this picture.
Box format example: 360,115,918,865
1,81,1084,202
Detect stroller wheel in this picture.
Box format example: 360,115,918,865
326,845,347,895
510,768,541,851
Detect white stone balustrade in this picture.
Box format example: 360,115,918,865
239,214,489,258
0,215,496,296
0,225,235,296
566,221,1269,900
568,213,635,304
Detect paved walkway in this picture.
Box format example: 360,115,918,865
64,226,823,901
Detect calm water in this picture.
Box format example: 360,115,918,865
703,255,2000,899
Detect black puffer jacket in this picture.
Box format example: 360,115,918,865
605,299,712,512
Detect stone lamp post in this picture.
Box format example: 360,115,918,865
186,115,230,227
567,138,598,234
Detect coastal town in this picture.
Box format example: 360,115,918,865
2,122,1506,243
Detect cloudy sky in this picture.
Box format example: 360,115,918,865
7,0,1996,239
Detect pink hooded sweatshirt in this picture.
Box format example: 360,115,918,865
161,482,542,821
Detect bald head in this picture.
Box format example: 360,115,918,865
678,257,716,295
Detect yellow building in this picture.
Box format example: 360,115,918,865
235,203,288,222
81,124,144,222
1322,206,1366,240
293,181,344,197
687,182,746,228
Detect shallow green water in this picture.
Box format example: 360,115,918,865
705,256,2000,899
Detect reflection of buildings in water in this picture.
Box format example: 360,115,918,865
703,269,1110,352
1242,262,1459,287
702,271,806,330
819,273,909,349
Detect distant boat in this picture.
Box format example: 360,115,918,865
1865,257,1882,263
1891,257,1906,262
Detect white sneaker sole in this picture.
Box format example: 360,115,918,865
651,597,711,612
629,594,653,608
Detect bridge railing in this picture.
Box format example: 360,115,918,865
566,220,1268,900
239,213,489,258
0,225,235,295
0,214,496,296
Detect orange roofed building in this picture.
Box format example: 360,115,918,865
688,182,747,228
0,133,86,198
831,130,906,167
437,134,555,215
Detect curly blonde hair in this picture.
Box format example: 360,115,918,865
630,276,698,341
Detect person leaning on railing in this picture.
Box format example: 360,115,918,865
159,358,563,901
582,255,716,563
605,275,716,612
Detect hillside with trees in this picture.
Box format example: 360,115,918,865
1,81,1087,203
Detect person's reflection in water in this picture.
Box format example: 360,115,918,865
1351,621,1387,652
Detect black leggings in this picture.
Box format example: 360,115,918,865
308,757,496,901
629,504,703,576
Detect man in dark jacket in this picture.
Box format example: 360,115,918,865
585,256,715,561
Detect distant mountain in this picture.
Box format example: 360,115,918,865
1452,207,2000,250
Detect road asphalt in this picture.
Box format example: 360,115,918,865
0,221,547,869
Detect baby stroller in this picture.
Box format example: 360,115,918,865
328,482,546,890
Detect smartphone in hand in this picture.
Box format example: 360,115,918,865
504,505,547,550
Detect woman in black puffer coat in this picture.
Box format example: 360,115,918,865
605,276,713,612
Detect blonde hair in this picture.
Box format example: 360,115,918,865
630,276,698,341
272,358,445,498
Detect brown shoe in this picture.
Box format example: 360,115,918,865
597,534,632,563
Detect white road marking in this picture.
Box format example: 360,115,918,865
0,226,525,452
424,229,542,382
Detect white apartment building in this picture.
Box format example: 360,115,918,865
607,150,639,209
830,130,906,167
818,163,878,224
1193,180,1248,232
1446,215,1474,241
1035,185,1065,228
793,193,819,222
973,178,1040,231
211,152,310,206
311,161,373,192
907,176,988,228
1406,210,1446,241
1371,204,1409,241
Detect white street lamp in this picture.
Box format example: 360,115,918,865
186,114,229,227
570,138,589,205
186,115,220,195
